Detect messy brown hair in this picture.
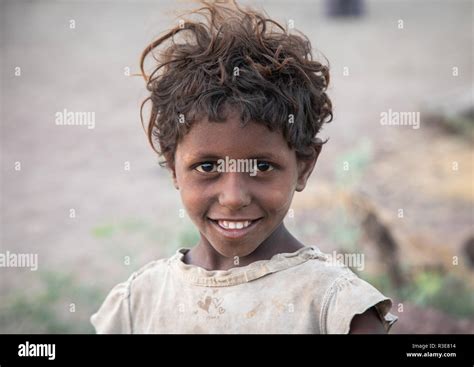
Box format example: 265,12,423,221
140,0,332,168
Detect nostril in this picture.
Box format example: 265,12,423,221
218,196,251,209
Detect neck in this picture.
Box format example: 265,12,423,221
184,223,304,271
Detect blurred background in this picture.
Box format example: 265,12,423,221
0,0,472,333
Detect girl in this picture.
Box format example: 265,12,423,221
91,1,397,334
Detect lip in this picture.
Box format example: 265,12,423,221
208,218,260,221
207,217,262,239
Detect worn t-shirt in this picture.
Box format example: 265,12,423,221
91,246,398,334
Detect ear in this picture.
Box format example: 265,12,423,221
169,163,179,190
295,144,322,192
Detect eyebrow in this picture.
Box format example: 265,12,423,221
187,152,281,160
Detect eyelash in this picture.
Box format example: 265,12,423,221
193,160,276,174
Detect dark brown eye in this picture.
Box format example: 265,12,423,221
195,162,217,173
256,161,274,172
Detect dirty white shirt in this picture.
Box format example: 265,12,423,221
91,246,398,334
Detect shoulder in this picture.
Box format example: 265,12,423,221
128,256,172,288
284,247,359,287
90,253,176,334
288,247,398,334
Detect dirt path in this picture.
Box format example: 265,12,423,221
1,0,472,332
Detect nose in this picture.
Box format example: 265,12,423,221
218,172,251,210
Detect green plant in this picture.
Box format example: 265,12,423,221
0,271,102,333
362,270,474,319
404,272,474,318
336,139,373,189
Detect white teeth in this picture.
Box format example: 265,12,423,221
217,220,252,230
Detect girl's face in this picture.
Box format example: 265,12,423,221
172,111,318,258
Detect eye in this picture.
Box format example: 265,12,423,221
256,161,274,172
195,162,218,173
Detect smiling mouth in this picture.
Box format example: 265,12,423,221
207,217,263,238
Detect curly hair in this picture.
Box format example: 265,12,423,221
140,0,332,168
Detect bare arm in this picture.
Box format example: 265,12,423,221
349,307,386,334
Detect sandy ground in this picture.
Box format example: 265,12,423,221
1,0,472,332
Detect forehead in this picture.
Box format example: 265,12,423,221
177,114,292,160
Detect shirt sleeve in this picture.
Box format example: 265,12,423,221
90,279,133,334
321,274,398,334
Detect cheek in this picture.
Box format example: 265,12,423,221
179,185,203,216
174,163,204,216
257,181,295,215
178,178,214,222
